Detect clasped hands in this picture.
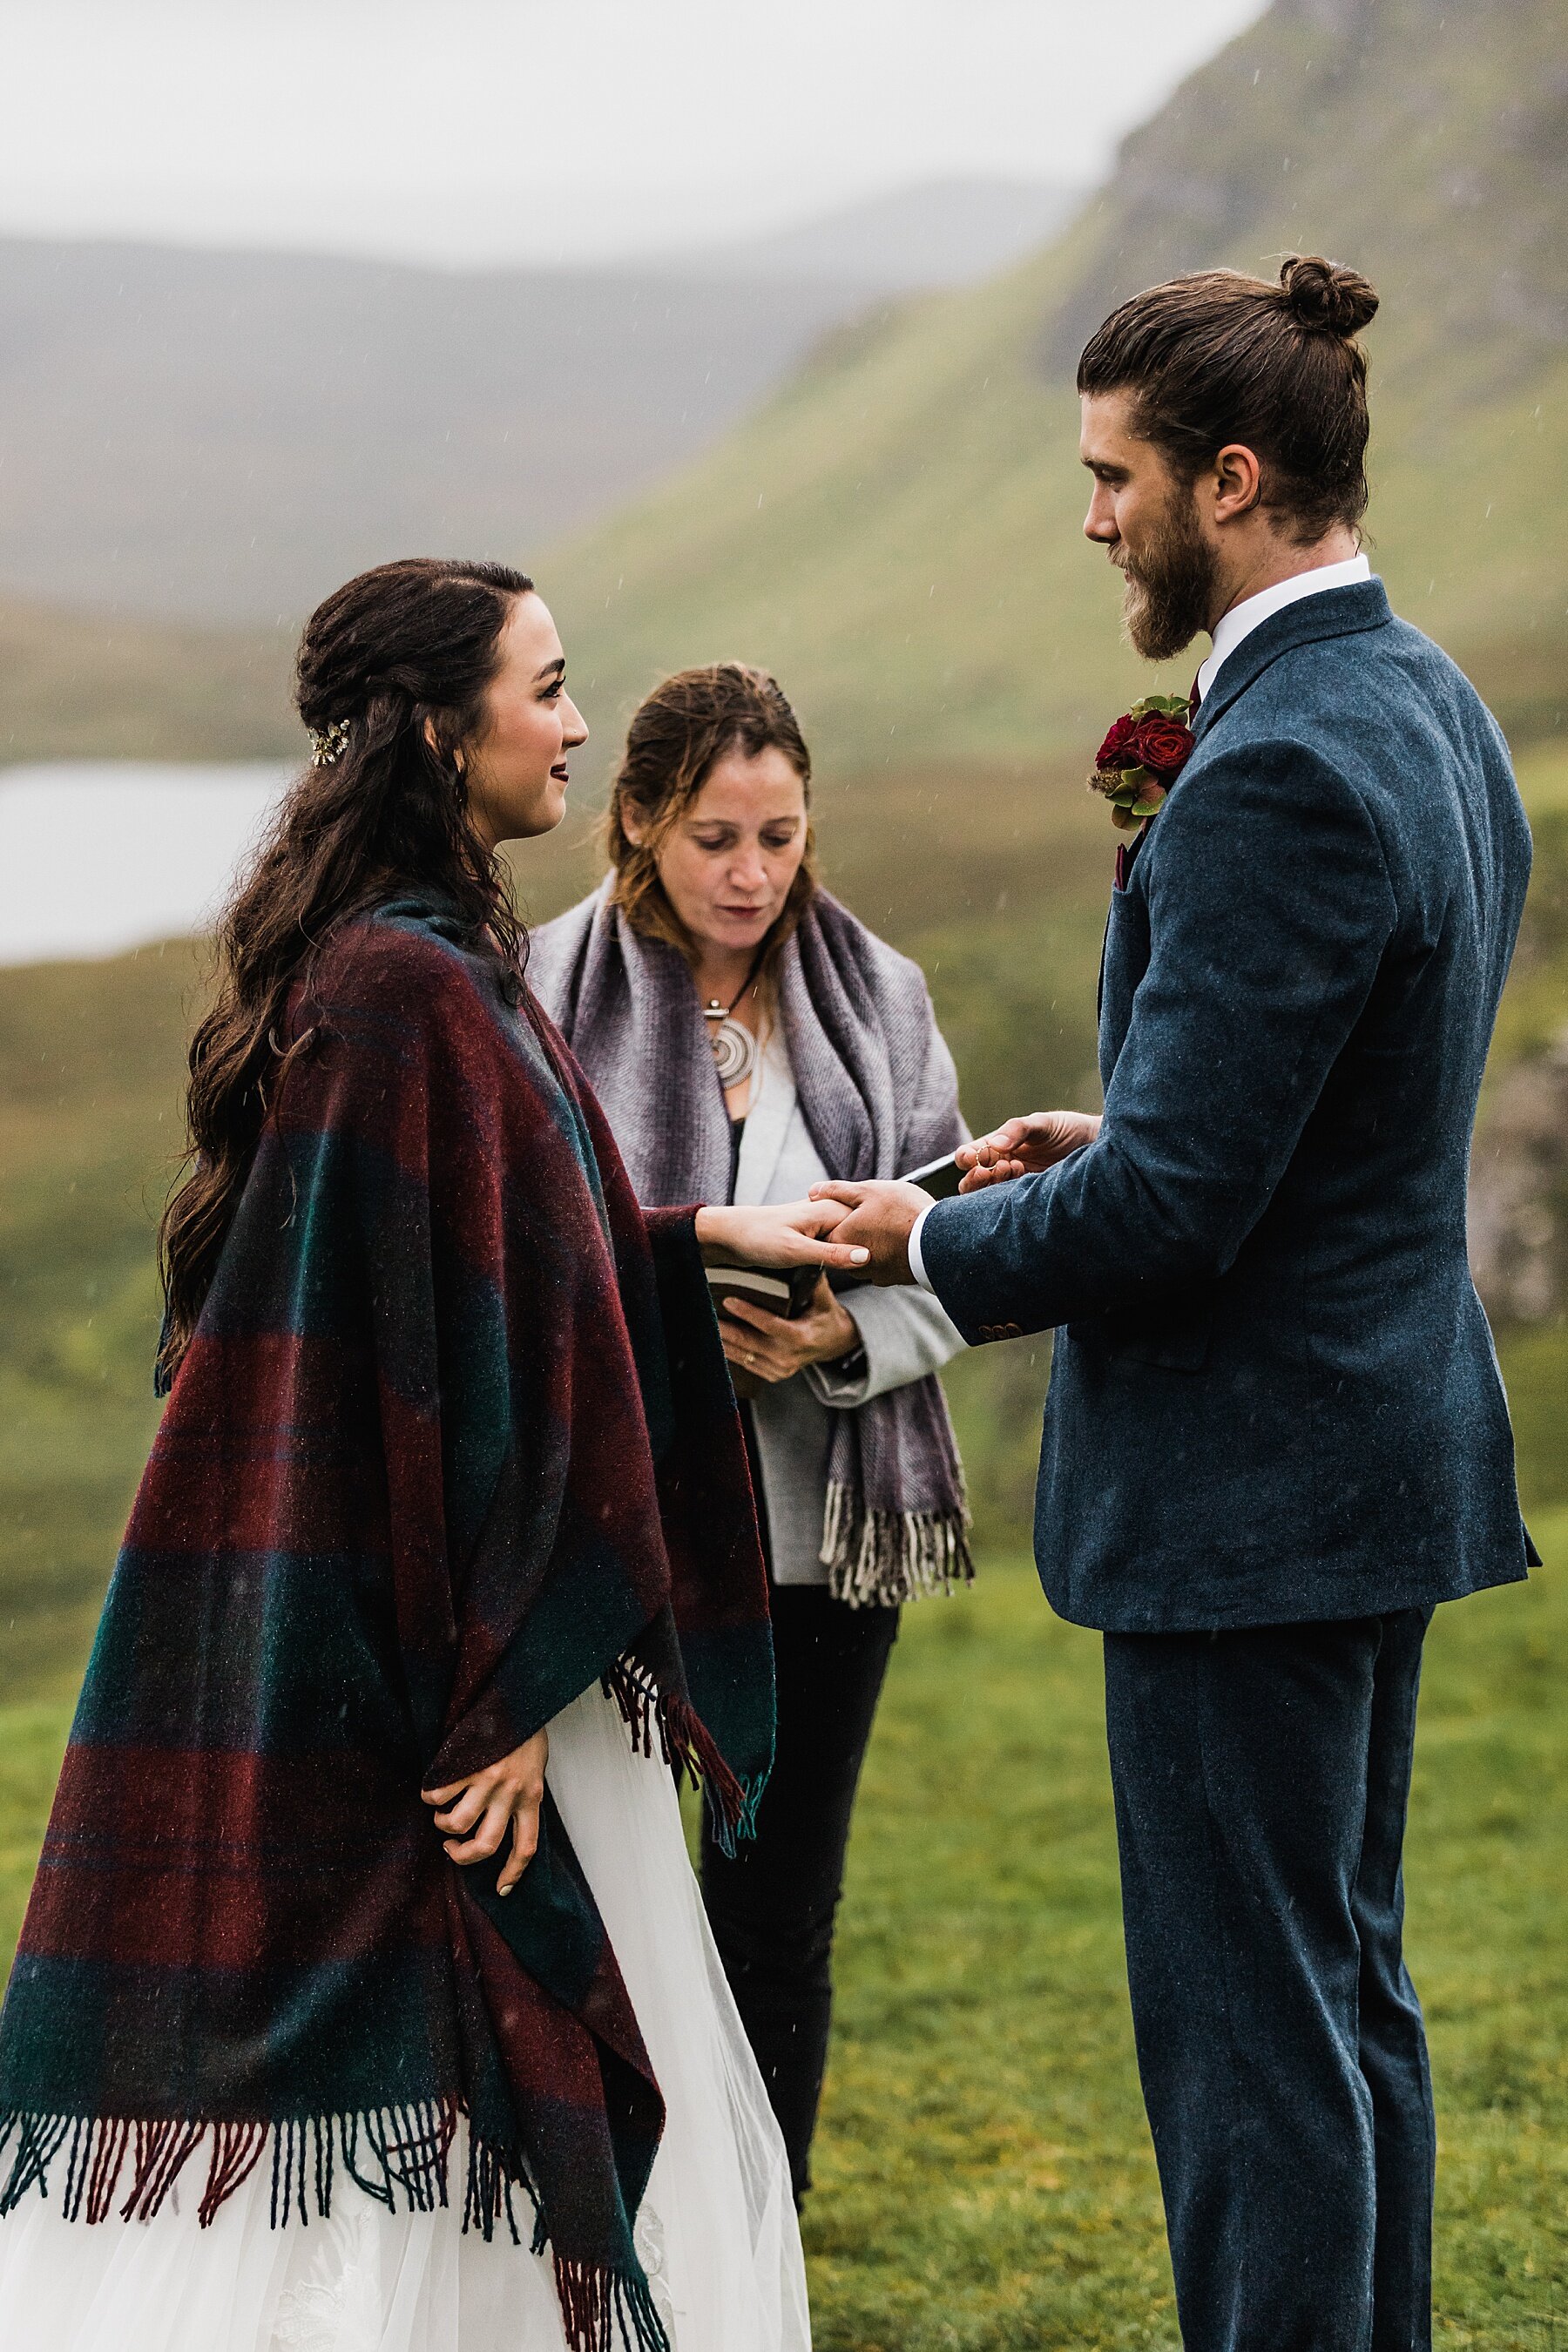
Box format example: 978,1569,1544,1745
808,1108,1103,1284
698,1109,1102,1305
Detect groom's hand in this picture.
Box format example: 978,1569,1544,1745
807,1179,930,1286
956,1110,1102,1192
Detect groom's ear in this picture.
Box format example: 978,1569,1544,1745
1210,443,1264,526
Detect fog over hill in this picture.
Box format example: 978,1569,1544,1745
670,179,1082,289
544,0,1568,774
0,241,882,628
0,179,1074,635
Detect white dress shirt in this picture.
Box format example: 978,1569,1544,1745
1194,551,1371,703
907,551,1374,1295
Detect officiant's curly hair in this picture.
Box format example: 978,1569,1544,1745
1078,255,1379,540
158,556,535,1385
606,663,817,967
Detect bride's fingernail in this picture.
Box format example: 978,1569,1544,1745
850,1247,869,1263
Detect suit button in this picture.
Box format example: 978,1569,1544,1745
1003,1321,1023,1339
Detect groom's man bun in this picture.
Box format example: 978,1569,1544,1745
1078,256,1380,541
1278,254,1379,339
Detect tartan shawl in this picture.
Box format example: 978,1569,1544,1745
0,900,774,2352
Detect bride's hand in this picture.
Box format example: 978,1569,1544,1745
422,1727,549,1897
695,1199,870,1274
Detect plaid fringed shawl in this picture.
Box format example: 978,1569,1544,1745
0,901,774,2352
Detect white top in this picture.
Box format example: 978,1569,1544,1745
1194,551,1371,703
908,552,1373,1296
735,1023,965,1579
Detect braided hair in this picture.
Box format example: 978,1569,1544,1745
158,556,534,1383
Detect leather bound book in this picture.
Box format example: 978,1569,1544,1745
702,1261,822,1321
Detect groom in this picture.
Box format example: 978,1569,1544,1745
814,257,1538,2350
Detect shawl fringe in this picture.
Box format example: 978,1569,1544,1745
0,2103,667,2352
821,1480,976,1609
554,2253,672,2352
604,1659,763,1856
0,2100,460,2232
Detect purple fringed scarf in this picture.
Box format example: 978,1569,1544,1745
530,883,973,1606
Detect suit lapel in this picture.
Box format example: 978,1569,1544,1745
1191,578,1392,744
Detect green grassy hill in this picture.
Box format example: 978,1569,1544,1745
5,4,1563,774
544,0,1568,775
0,595,295,762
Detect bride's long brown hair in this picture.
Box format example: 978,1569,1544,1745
157,556,534,1388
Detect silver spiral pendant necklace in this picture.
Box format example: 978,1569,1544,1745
703,953,765,1089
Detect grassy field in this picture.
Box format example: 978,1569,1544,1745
798,1533,1568,2352
0,592,297,764
2,1533,1563,2347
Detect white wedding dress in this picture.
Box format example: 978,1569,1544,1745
0,1683,811,2352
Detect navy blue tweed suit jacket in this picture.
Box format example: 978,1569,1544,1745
920,580,1538,1632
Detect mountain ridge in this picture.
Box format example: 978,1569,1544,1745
666,179,1084,290
0,179,1084,643
542,0,1568,778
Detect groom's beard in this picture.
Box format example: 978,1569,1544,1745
1119,490,1220,663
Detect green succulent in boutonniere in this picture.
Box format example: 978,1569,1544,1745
1088,693,1197,831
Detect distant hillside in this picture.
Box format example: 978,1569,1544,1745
0,183,1077,644
544,0,1568,774
671,179,1084,289
0,595,294,763
0,238,895,629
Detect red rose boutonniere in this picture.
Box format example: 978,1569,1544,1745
1088,693,1196,832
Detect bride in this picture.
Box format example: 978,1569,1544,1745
0,559,858,2352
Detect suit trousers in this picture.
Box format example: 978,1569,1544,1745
1103,1609,1436,2352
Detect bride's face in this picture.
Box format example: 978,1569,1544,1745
646,746,808,962
463,592,588,849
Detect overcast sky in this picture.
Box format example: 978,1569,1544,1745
0,0,1268,267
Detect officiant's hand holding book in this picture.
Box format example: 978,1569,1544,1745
694,1200,870,1398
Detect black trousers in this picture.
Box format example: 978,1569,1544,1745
1104,1610,1436,2352
700,1578,899,2201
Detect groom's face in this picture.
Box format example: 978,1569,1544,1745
1080,392,1220,663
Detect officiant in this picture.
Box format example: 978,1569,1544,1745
529,661,970,2200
